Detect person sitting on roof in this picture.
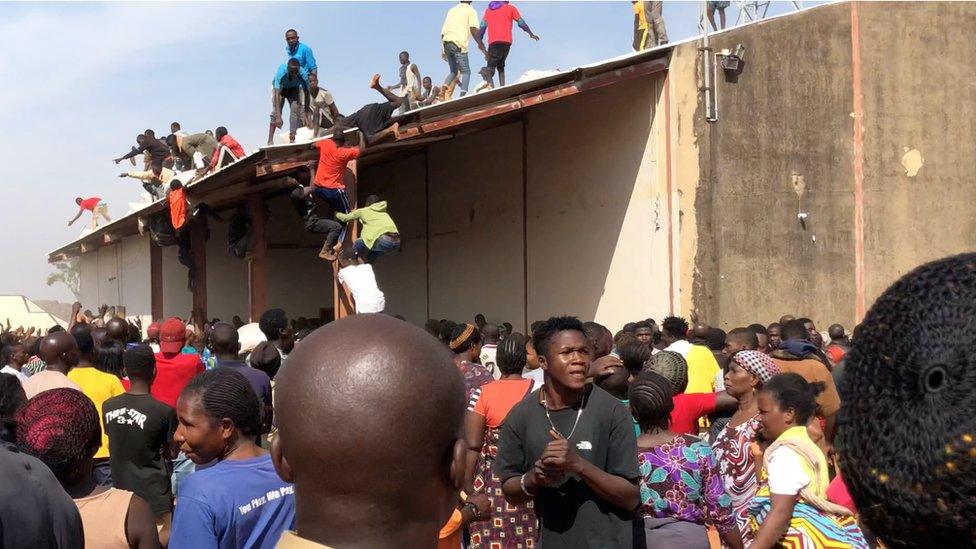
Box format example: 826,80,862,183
210,126,246,171
68,197,111,230
336,194,401,264
268,58,311,146
308,72,341,136
417,76,443,107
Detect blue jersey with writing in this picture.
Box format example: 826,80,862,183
169,454,295,549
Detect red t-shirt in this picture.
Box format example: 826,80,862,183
79,197,101,211
483,3,521,45
470,378,533,428
151,352,205,408
313,139,360,189
826,344,847,365
670,392,717,435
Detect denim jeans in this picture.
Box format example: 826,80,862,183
443,41,471,94
313,187,351,242
354,233,401,263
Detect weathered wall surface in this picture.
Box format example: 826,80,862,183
858,1,976,305
526,74,668,330
676,2,858,327
205,215,249,321
78,236,151,316
427,122,526,328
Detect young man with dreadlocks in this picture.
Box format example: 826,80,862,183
169,368,295,548
495,316,640,548
17,388,160,549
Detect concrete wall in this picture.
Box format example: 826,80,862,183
161,244,192,319
672,1,976,328
205,215,249,321
858,1,976,304
674,2,858,327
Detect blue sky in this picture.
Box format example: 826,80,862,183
1,1,815,303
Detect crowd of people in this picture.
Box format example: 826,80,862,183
6,252,975,549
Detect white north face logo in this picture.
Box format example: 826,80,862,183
576,441,593,450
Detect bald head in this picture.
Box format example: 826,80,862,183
690,324,710,343
779,314,795,325
105,317,128,343
38,331,80,373
272,314,465,546
210,322,240,358
828,323,846,341
481,323,500,344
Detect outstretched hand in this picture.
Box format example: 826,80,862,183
530,33,541,41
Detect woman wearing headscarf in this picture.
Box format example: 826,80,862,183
630,371,743,549
749,373,867,549
710,350,779,547
464,333,537,548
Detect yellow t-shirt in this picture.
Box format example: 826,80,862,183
685,345,720,394
634,1,649,30
441,3,480,53
68,366,125,459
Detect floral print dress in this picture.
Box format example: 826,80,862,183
636,434,736,535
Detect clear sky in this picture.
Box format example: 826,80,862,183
1,1,816,302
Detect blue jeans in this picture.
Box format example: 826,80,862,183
354,233,401,263
171,452,196,496
443,42,471,94
313,187,351,243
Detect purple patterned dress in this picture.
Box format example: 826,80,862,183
636,434,736,534
457,360,494,403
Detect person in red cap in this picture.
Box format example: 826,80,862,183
151,318,204,409
146,321,161,353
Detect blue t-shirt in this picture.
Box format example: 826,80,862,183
287,42,317,73
273,63,309,90
169,454,295,549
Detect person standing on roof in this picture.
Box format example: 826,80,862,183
336,194,401,264
210,126,246,170
268,58,311,146
478,1,539,89
68,197,111,230
389,51,422,114
440,0,488,100
308,72,340,136
285,28,317,75
632,1,668,50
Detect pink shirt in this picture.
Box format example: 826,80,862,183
482,3,521,45
22,370,81,400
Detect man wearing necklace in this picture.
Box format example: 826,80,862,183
496,316,640,548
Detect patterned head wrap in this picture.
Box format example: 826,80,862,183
16,388,101,480
449,324,477,352
730,350,780,386
644,351,688,395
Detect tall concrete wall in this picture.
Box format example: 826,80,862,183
673,1,976,329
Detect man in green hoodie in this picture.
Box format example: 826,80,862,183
335,194,400,263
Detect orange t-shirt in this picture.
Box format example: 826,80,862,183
470,378,533,428
168,187,187,229
313,139,360,189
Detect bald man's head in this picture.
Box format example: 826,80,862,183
105,317,128,343
38,331,80,373
272,314,465,546
209,322,240,358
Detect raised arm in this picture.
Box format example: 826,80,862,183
67,208,85,226
115,143,147,164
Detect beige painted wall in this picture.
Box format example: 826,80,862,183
426,123,526,328
78,236,151,316
525,74,669,331
205,215,249,321
161,244,192,319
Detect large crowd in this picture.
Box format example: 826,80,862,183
4,252,976,548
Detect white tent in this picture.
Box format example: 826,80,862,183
0,295,69,331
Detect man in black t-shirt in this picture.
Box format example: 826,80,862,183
496,316,640,548
103,345,178,545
